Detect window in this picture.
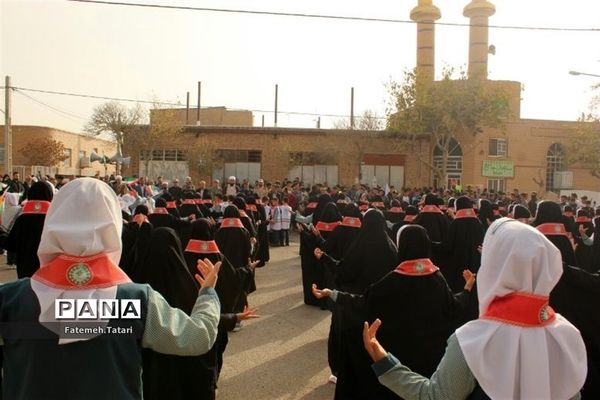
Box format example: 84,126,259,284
0,145,4,163
79,150,86,159
288,152,336,166
489,138,507,157
146,149,188,161
546,143,565,193
63,149,72,167
152,150,164,160
164,149,177,161
487,179,506,192
217,150,262,163
248,150,261,163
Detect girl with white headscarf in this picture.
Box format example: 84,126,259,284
0,178,221,400
364,218,587,400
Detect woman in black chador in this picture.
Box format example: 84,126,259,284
184,219,257,397
313,224,474,400
5,181,54,278
434,196,484,294
531,200,577,266
215,205,254,313
412,193,449,242
136,227,206,400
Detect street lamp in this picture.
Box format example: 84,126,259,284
569,70,600,78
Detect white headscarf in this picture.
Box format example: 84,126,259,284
33,178,125,344
456,218,587,399
2,192,21,229
37,178,122,265
395,224,411,248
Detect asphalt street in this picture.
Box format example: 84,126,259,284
0,235,337,400
217,236,336,399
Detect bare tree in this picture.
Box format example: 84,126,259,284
333,109,384,131
333,110,386,184
85,101,144,174
129,103,185,177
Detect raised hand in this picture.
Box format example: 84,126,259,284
194,258,221,289
314,248,324,260
236,305,260,321
363,319,387,363
133,214,146,226
462,269,476,291
311,283,332,299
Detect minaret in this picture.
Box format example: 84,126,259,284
410,0,441,81
463,0,495,79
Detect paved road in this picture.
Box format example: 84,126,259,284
217,237,335,399
0,237,336,400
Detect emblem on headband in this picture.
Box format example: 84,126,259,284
539,305,550,323
67,263,93,286
415,263,425,273
554,225,561,233
34,202,42,211
201,242,209,251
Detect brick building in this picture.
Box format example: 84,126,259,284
124,125,429,189
121,0,600,196
0,125,116,178
9,0,600,197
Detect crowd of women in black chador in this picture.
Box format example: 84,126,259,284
301,191,600,399
0,181,269,400
118,192,267,400
4,177,600,399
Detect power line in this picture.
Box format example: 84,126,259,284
4,85,388,120
68,0,600,32
15,90,88,122
5,86,180,106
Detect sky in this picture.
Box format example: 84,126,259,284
1,0,599,133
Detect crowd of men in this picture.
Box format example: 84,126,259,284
0,172,598,399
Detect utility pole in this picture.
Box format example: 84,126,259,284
4,76,12,175
350,87,355,130
274,84,278,127
185,91,190,125
197,81,201,124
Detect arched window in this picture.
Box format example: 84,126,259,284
546,143,565,193
433,138,463,188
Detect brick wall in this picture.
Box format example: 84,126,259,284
0,126,116,177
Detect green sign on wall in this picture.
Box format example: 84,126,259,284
482,160,514,177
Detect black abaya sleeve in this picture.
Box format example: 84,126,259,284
218,314,238,332
560,264,600,291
